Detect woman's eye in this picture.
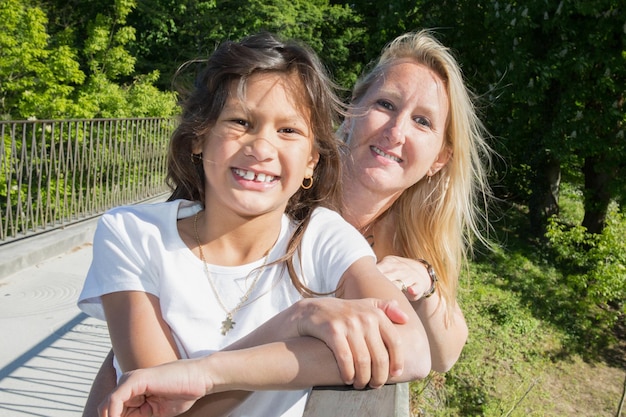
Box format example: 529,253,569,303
414,116,431,128
376,100,394,110
233,119,249,127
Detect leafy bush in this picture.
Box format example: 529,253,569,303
546,203,626,347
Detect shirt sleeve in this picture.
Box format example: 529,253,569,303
77,207,160,320
300,208,375,294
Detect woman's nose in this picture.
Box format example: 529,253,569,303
385,116,406,145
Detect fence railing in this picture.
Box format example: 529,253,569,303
0,117,176,244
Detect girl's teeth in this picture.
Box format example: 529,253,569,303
235,168,275,183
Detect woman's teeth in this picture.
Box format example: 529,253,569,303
371,146,402,162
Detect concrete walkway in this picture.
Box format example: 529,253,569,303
0,232,109,416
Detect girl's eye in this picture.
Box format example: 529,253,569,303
278,127,307,138
232,119,249,127
376,100,394,110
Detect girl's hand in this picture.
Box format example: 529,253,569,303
377,256,433,302
98,359,210,417
292,297,408,389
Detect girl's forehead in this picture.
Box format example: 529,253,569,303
228,72,312,120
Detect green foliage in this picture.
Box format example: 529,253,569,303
126,0,364,90
0,0,85,119
413,260,560,416
84,14,136,79
0,0,177,119
546,204,626,337
75,72,177,118
410,199,624,415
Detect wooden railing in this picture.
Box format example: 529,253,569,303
304,384,410,416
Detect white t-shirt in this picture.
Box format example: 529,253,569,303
78,199,374,417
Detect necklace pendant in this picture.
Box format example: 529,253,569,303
221,314,235,335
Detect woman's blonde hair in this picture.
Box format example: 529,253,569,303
350,30,493,317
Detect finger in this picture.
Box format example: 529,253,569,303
377,299,409,324
376,311,404,378
365,329,390,389
346,328,372,389
325,333,356,385
404,284,422,301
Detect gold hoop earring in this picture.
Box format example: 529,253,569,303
301,177,313,190
191,153,203,165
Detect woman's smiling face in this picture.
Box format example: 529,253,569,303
344,60,451,196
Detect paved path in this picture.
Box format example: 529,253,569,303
0,243,109,416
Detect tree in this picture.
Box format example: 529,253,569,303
125,0,364,91
408,1,625,235
0,0,85,119
0,0,178,119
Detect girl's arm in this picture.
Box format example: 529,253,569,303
102,291,245,417
98,257,431,417
376,255,469,372
99,274,414,416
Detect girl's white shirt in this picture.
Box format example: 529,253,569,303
78,199,374,417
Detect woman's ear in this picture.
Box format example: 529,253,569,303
429,147,452,176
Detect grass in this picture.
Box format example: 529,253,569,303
409,194,626,416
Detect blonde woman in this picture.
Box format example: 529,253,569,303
340,29,492,372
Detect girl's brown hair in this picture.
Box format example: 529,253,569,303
167,32,346,296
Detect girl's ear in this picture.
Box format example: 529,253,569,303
192,132,208,155
428,146,452,176
305,150,320,179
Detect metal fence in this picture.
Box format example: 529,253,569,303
0,117,176,244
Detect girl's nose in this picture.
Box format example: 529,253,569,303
244,135,277,161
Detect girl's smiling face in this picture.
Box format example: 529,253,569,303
196,72,318,219
344,60,451,198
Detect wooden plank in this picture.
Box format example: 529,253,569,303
302,383,409,417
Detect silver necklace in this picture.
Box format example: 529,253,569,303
193,211,269,335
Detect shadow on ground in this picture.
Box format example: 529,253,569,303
0,313,110,417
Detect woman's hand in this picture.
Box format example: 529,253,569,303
291,297,408,388
377,255,469,372
98,358,210,417
377,256,434,302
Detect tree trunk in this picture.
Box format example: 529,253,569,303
529,154,561,236
581,156,611,235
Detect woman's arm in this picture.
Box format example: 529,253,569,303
82,350,116,417
98,257,431,417
376,255,469,372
